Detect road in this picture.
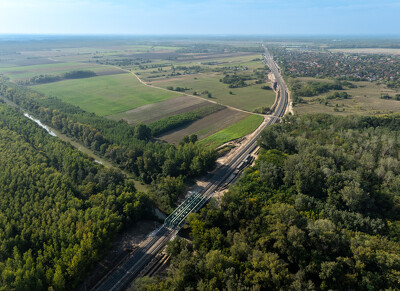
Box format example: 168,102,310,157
92,45,289,291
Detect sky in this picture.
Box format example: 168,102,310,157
1,0,400,35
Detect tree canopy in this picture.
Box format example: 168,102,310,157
0,80,217,211
137,113,400,290
0,104,153,290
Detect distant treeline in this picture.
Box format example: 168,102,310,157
176,43,263,54
26,70,97,85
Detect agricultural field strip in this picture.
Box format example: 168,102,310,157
118,66,265,116
106,96,211,125
148,73,276,112
0,62,98,73
124,52,257,64
4,50,270,144
138,54,263,68
32,73,180,116
148,103,225,136
9,51,268,114
5,57,267,142
199,114,264,147
0,61,125,81
128,53,275,112
135,55,264,81
157,108,251,144
103,56,273,143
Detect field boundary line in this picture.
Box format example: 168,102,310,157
116,66,265,117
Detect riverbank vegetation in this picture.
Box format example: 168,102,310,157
0,103,153,290
0,80,217,211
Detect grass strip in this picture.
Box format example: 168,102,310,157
199,114,263,147
149,104,225,136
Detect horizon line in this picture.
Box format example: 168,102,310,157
1,33,400,38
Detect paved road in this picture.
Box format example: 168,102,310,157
92,45,289,291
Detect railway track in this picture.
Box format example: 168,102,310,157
92,45,289,291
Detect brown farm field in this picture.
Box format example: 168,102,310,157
107,95,211,124
157,108,250,144
293,77,400,116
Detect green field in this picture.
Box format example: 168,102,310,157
33,73,180,116
199,114,264,147
151,74,276,112
0,62,123,81
129,52,275,112
1,42,272,148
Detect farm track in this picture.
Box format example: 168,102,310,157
116,66,266,117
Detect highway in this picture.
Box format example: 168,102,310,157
92,45,289,291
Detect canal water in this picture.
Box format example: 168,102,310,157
23,113,57,137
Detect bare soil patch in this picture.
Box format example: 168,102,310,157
77,220,161,291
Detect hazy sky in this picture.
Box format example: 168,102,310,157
1,0,399,35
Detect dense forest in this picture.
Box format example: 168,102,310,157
0,80,217,211
0,103,153,290
137,114,400,290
